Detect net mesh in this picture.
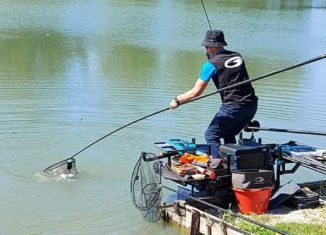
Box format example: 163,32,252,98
43,158,78,176
130,152,162,223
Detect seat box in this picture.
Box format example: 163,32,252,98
220,144,269,170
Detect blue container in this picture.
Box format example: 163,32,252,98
168,139,196,153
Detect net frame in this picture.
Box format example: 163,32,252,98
43,158,77,175
130,152,162,222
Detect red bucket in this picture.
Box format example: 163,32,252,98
233,187,273,215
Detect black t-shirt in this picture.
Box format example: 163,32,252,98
209,50,258,106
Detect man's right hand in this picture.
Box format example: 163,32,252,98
169,99,179,109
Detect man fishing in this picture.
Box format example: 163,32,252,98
170,30,258,158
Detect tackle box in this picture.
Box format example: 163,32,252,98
220,144,271,171
285,188,320,209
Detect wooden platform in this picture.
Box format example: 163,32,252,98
161,200,251,235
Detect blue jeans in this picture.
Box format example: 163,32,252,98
204,103,257,157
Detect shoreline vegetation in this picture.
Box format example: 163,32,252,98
233,203,326,235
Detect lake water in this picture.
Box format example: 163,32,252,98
0,0,326,234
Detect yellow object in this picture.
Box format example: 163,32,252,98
179,152,209,164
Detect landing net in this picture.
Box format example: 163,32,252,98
43,158,78,176
130,152,162,223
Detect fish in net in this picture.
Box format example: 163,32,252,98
43,158,78,177
130,152,162,223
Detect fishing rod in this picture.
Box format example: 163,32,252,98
244,120,326,136
246,126,326,136
187,54,326,104
43,54,326,172
200,0,212,30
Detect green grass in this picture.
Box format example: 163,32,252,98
237,221,326,235
277,223,326,235
224,204,326,235
208,202,326,234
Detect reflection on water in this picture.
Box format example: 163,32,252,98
0,0,325,234
35,171,78,183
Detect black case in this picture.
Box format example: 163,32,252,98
285,188,320,209
220,144,270,170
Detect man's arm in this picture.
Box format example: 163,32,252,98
170,79,208,109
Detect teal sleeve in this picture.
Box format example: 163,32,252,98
199,61,216,82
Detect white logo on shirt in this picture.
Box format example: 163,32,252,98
224,56,243,68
